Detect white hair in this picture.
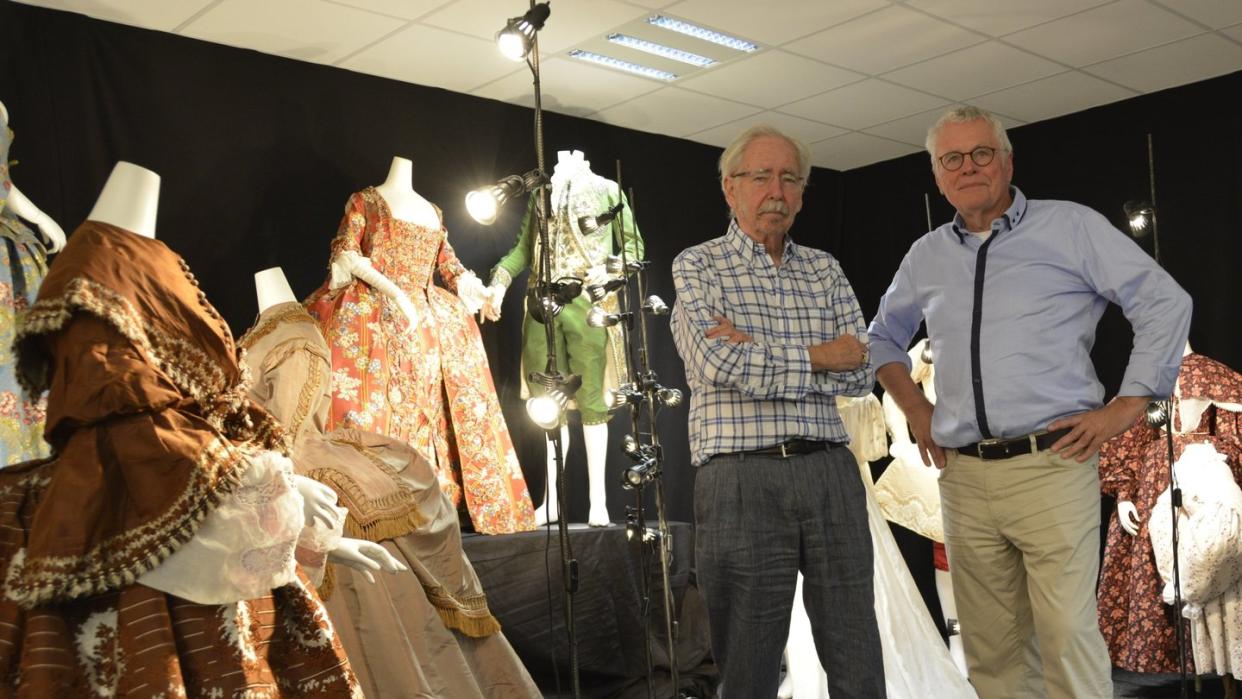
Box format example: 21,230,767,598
925,106,1013,168
718,124,811,188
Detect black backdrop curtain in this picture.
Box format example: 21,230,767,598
3,0,1239,533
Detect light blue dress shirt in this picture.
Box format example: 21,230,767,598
868,187,1191,448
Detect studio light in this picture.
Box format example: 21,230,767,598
496,2,550,61
466,169,549,225
587,305,627,328
609,383,642,410
643,295,669,316
1145,400,1169,428
525,372,583,431
605,254,625,275
656,386,682,408
622,457,659,489
586,277,626,303
622,433,640,455
577,202,624,235
527,276,583,323
1124,200,1154,237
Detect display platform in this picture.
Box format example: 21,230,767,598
463,521,717,698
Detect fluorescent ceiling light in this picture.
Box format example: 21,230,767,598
568,50,677,81
647,15,760,53
606,33,715,67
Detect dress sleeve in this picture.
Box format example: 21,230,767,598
436,236,469,293
491,193,536,286
255,338,330,436
1098,416,1147,502
328,193,369,289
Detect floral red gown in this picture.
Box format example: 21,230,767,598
305,188,535,535
1097,353,1242,672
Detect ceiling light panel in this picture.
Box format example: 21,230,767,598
567,50,678,81
645,15,760,53
606,33,716,66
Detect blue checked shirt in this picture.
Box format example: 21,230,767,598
671,219,875,466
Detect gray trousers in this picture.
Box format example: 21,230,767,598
695,446,885,698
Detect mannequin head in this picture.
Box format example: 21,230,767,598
554,149,589,175
383,156,413,191
255,267,297,313
88,162,160,239
0,99,8,124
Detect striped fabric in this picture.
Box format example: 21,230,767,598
671,219,874,466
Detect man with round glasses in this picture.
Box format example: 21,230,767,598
670,125,883,697
868,105,1191,698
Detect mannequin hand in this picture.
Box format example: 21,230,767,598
809,334,868,372
480,284,504,323
291,474,342,530
1048,395,1149,462
395,293,421,330
705,314,751,343
1117,501,1140,536
38,219,67,253
328,538,407,584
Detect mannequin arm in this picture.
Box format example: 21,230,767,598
6,183,66,252
434,238,487,314
333,250,420,328
328,539,408,584
1117,500,1140,536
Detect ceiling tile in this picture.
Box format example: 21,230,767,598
677,51,862,108
471,56,661,117
659,0,887,45
422,0,649,55
687,112,848,149
809,132,922,170
180,0,404,64
786,5,986,75
883,41,1062,100
970,71,1137,123
17,0,216,31
1151,0,1242,28
905,0,1113,37
864,106,1025,147
341,23,523,92
1083,33,1242,92
1223,23,1242,43
781,79,949,130
324,0,452,21
593,87,760,138
1005,0,1203,67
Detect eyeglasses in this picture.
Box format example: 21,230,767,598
729,169,805,189
937,146,1003,171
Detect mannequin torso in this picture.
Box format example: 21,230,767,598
374,157,439,229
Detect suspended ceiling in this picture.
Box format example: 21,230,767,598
16,0,1242,170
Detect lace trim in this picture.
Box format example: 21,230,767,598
239,306,317,350
3,437,255,607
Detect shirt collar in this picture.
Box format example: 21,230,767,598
951,186,1028,242
725,218,797,263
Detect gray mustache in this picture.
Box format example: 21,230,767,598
759,202,789,215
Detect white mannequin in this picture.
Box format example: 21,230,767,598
251,265,406,580
255,266,297,313
87,161,160,238
1116,339,1198,536
515,149,610,527
0,99,65,252
881,339,967,676
374,156,439,229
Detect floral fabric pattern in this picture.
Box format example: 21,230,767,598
1097,353,1242,672
305,188,535,534
0,119,50,466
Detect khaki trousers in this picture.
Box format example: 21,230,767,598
939,448,1113,699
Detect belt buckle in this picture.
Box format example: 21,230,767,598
780,442,790,458
976,437,1003,459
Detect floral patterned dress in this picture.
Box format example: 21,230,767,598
1097,353,1242,672
0,117,50,465
305,187,535,535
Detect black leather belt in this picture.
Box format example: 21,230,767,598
739,439,845,458
956,427,1072,460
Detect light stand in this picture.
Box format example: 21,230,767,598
469,3,583,695
1127,133,1188,697
587,174,682,697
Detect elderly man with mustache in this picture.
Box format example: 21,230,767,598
670,125,884,697
868,106,1191,698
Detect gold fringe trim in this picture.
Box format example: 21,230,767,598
317,564,336,601
340,508,426,544
434,605,501,638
